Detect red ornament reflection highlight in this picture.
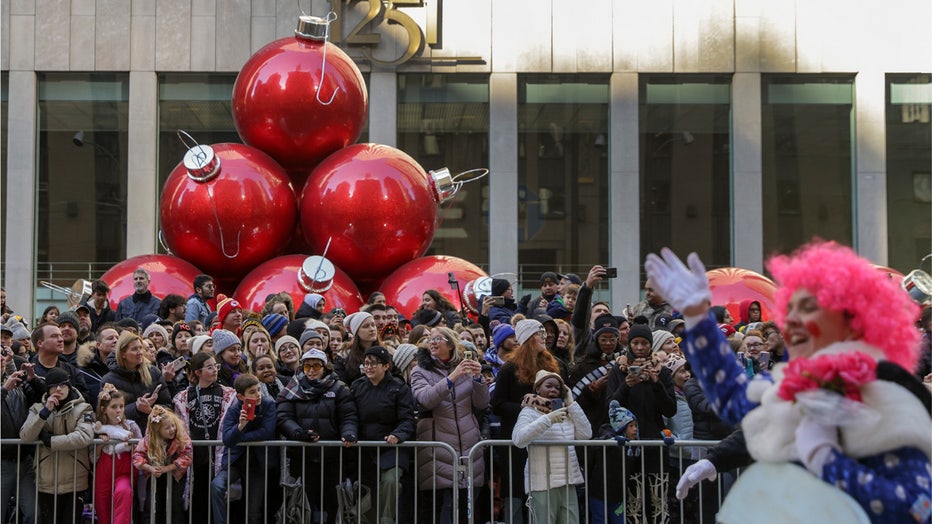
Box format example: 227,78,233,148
101,255,204,310
300,144,438,283
159,143,298,280
706,267,777,324
233,255,364,315
232,32,368,176
379,256,489,320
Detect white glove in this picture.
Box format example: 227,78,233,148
547,407,568,424
676,459,717,500
644,248,712,313
795,416,840,476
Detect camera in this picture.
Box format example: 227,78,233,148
490,296,505,306
604,267,618,278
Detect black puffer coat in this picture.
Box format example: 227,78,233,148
276,372,358,442
101,363,172,430
683,376,734,440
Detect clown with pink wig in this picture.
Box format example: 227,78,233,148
645,241,931,524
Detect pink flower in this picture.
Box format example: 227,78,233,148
776,352,876,403
836,352,877,385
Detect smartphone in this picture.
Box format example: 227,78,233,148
171,357,187,373
244,397,257,421
758,352,770,369
628,365,642,375
463,350,475,361
490,296,505,306
604,267,618,278
550,398,563,410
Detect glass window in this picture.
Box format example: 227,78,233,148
886,74,931,273
762,75,855,255
517,75,610,286
639,75,732,270
37,73,129,285
1,72,7,279
397,74,489,267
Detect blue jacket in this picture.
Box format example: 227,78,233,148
219,396,278,471
184,294,211,324
115,291,161,324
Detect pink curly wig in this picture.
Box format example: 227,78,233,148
766,240,920,370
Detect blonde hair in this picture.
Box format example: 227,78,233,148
115,331,153,387
243,325,276,365
145,406,189,467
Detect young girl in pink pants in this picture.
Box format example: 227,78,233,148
94,384,142,524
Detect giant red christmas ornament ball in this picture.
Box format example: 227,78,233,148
160,142,297,280
234,255,364,315
301,143,441,285
232,15,368,178
379,256,489,319
706,267,777,323
101,255,204,310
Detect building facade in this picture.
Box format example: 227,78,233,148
2,0,930,319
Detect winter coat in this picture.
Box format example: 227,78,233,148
219,396,279,471
115,290,162,324
77,344,110,407
294,301,322,320
567,347,619,431
173,382,237,474
487,299,518,326
351,374,417,473
88,302,115,334
684,376,734,440
132,433,193,482
101,363,172,430
604,358,677,442
630,300,673,330
546,297,572,321
490,362,534,494
512,399,590,493
276,372,358,443
664,388,693,440
184,294,212,324
30,355,91,404
410,347,489,490
20,392,94,494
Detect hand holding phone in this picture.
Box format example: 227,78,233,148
628,365,642,376
463,350,475,361
243,397,257,421
171,357,187,373
549,398,564,411
604,267,618,278
490,296,505,306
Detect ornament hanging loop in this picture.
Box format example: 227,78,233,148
293,11,342,106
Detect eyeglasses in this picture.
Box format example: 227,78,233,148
429,336,446,343
279,344,298,353
48,383,70,390
746,343,765,349
362,361,384,368
303,362,324,372
535,330,547,338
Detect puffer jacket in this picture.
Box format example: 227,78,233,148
684,376,734,440
410,347,489,490
20,392,94,493
512,398,591,493
76,343,109,407
276,372,358,442
101,363,172,430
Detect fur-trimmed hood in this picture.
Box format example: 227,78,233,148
76,342,98,368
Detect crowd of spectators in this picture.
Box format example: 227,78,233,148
1,258,930,524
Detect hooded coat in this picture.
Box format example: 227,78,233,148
20,391,94,494
409,347,489,490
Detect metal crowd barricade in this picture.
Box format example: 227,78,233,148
0,438,459,524
0,437,735,523
467,439,736,524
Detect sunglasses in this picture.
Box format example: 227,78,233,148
303,362,324,372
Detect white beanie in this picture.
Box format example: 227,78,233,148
514,319,543,346
343,312,373,336
651,330,675,354
189,335,210,355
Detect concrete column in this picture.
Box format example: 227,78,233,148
368,72,397,147
488,73,518,276
126,71,159,257
732,73,763,271
854,71,887,264
610,72,640,307
4,71,37,317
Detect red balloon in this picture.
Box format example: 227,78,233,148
379,256,488,319
301,144,439,283
234,255,364,315
706,267,777,324
160,143,298,280
101,255,204,310
232,23,367,176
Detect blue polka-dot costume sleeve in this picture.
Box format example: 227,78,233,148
822,447,932,523
681,313,763,425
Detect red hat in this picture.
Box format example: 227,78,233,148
216,294,241,327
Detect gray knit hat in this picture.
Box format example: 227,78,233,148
212,329,241,355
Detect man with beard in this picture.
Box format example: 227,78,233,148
73,303,94,344
115,268,162,323
630,278,674,330
185,274,215,325
56,311,81,366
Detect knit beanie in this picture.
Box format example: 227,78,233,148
212,329,240,356
514,319,542,346
171,322,192,347
592,313,620,338
533,369,564,392
416,309,443,328
6,318,30,341
491,278,511,297
216,294,241,326
299,329,323,349
116,318,140,332
189,335,211,355
664,353,688,375
44,367,71,387
491,323,516,350
628,324,653,346
57,311,79,329
300,348,328,364
142,323,170,345
343,312,373,336
261,314,289,337
608,400,637,434
304,293,325,309
393,343,418,372
275,336,300,354
305,319,329,333
651,330,675,354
